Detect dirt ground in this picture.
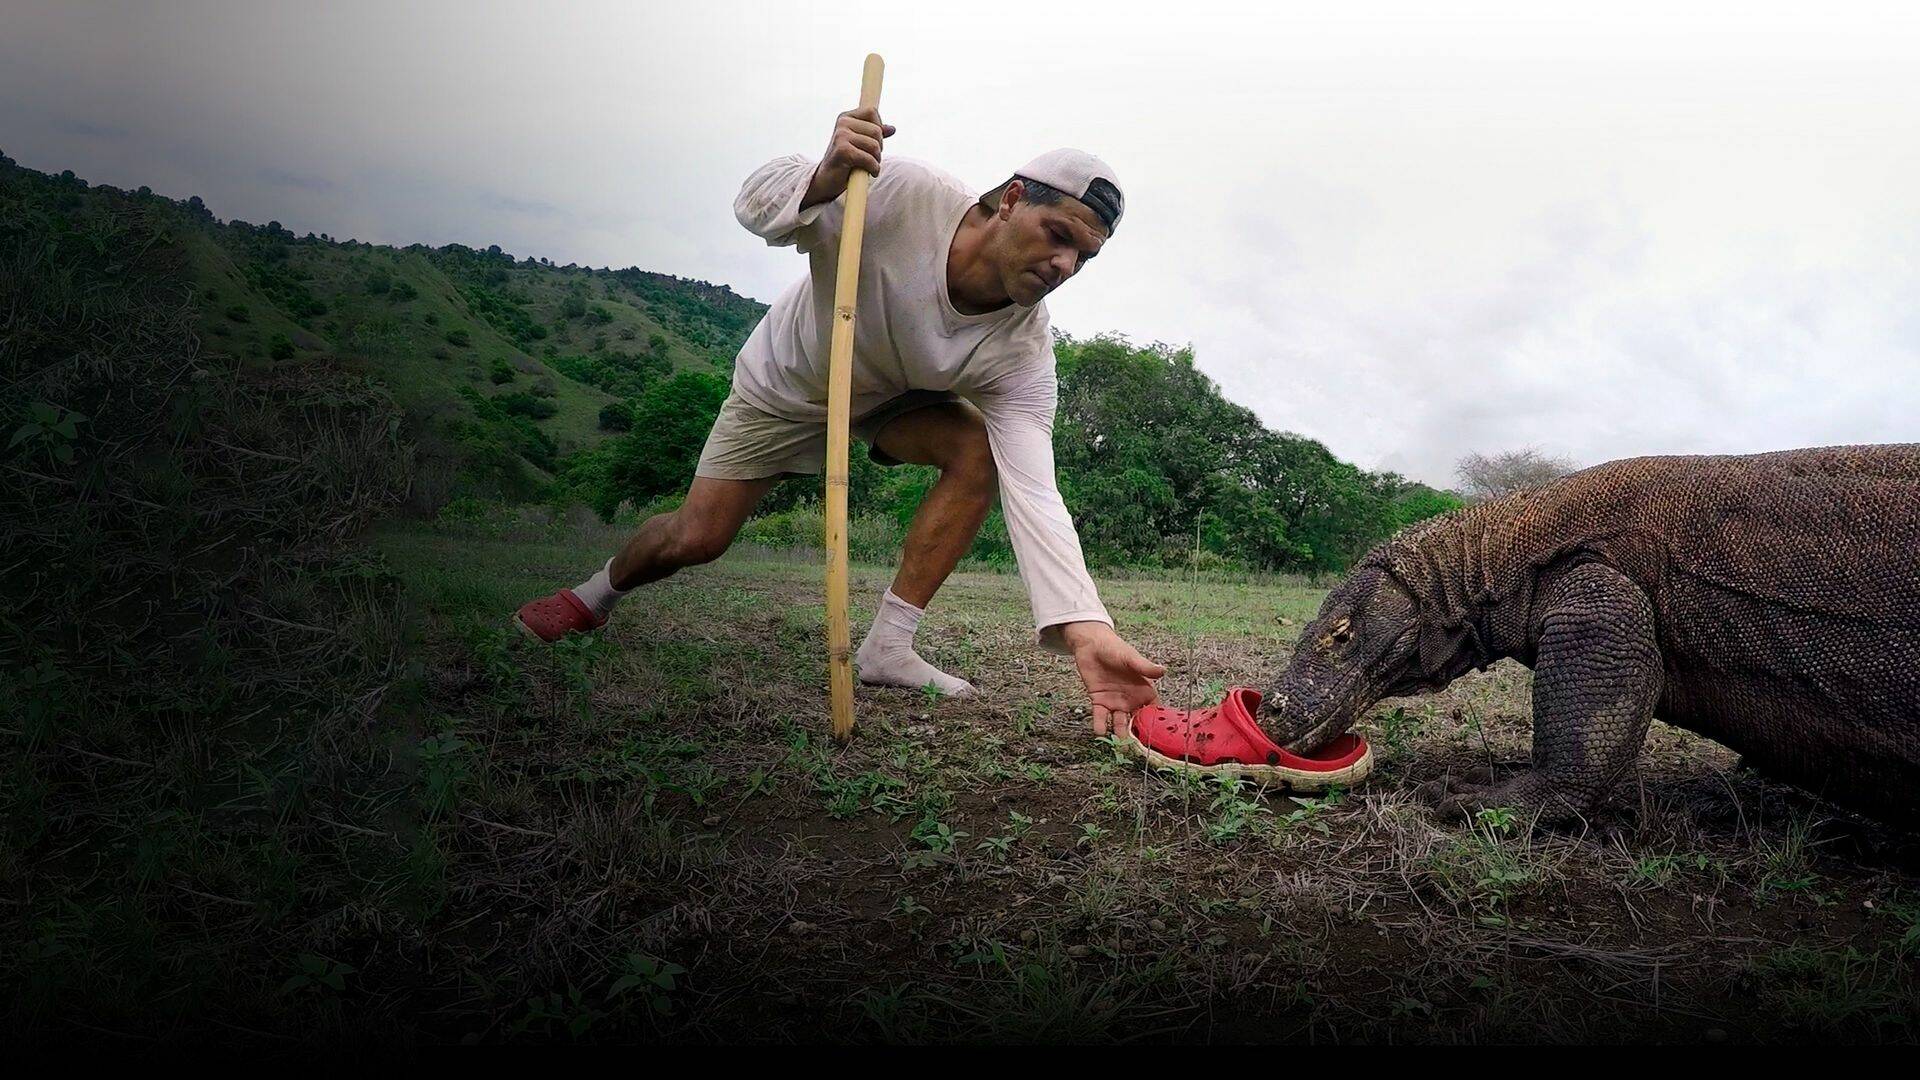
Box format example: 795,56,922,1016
342,515,1920,1043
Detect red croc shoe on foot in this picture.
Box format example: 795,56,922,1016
513,589,607,643
1122,686,1373,790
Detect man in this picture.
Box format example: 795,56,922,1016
515,105,1163,737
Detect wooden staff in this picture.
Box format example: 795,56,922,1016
827,53,884,742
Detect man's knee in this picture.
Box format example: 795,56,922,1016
937,419,997,494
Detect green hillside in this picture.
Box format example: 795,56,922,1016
13,154,767,500
2,151,1460,575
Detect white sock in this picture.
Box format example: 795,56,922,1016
855,589,974,697
571,558,628,620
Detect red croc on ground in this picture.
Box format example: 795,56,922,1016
513,589,607,643
1122,686,1373,790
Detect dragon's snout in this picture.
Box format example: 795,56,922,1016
1260,683,1333,751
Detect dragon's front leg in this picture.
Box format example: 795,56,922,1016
1429,563,1663,826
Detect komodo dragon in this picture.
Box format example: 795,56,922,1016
1262,445,1920,825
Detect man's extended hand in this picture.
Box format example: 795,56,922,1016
1060,622,1166,738
802,106,897,210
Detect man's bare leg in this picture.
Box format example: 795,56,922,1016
516,475,773,640
607,475,776,590
854,403,998,694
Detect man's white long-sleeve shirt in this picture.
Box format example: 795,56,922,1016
731,153,1110,651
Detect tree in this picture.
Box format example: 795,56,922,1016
1455,449,1576,502
1390,485,1467,529
601,371,730,511
598,400,634,432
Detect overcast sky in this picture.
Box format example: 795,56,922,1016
6,1,1916,487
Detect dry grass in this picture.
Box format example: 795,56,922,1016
291,515,1919,1043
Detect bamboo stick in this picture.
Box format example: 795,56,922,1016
827,53,884,742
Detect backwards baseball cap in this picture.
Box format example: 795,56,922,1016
1012,148,1125,235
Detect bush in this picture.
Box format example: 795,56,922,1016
488,359,516,385
365,268,392,295
737,505,822,549
224,304,250,323
598,400,633,432
496,391,558,420
389,279,418,302
593,370,729,515
268,332,295,360
445,327,471,348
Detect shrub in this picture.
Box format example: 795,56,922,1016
496,392,558,420
489,359,516,385
365,268,392,295
390,279,418,302
268,333,295,360
445,327,471,348
737,505,822,549
598,400,633,432
225,304,250,323
595,370,729,513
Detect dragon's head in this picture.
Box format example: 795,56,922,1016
1263,563,1430,752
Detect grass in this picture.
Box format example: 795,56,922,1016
11,507,1920,1042
284,511,1920,1043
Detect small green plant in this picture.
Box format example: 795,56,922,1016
1204,774,1268,844
977,834,1015,861
1756,814,1824,900
912,816,967,854
417,732,472,819
1274,788,1343,836
607,952,686,1017
1375,705,1426,754
279,953,356,997
1426,805,1547,921
513,988,606,1039
9,402,87,465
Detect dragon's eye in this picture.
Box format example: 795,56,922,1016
1325,617,1353,647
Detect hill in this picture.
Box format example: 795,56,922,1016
5,150,766,501
1,151,1459,574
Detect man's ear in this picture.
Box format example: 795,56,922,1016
998,179,1025,220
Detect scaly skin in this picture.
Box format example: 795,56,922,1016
1262,445,1920,826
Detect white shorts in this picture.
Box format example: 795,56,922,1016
693,389,961,480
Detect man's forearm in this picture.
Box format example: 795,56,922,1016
799,160,837,212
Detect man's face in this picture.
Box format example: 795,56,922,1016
991,181,1108,306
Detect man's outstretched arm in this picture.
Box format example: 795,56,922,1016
974,380,1166,736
